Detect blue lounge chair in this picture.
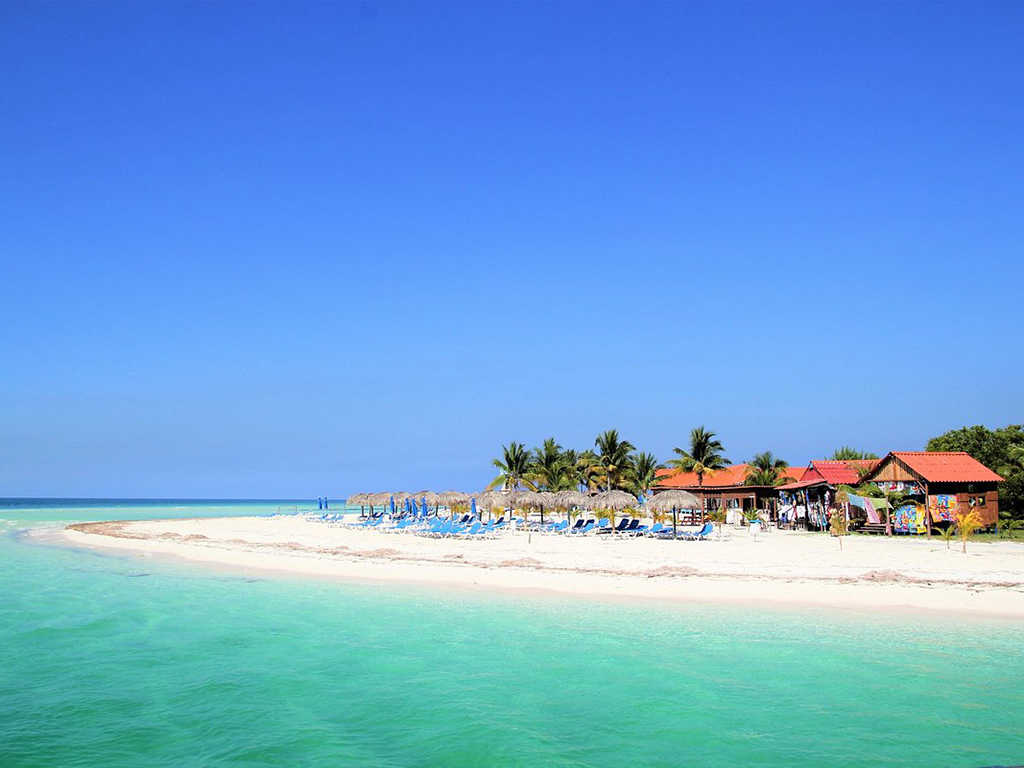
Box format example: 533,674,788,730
611,518,632,534
643,522,665,537
617,519,642,536
681,522,715,540
484,520,507,538
443,522,468,537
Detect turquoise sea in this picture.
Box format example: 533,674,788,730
1,500,1022,767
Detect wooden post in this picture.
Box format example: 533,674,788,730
672,508,678,539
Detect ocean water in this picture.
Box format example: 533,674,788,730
1,501,1022,767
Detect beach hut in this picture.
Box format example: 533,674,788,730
857,451,1003,534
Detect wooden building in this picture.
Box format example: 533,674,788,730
857,451,1002,531
654,464,806,521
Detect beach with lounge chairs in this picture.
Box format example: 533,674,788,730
61,506,1024,619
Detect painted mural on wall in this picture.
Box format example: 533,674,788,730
892,503,926,534
928,494,959,523
876,481,923,495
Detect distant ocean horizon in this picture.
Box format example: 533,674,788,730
1,500,1022,767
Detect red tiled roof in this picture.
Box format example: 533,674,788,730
656,464,805,489
803,460,878,486
889,452,1004,483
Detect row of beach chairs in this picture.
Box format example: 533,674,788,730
536,518,715,540
304,511,716,541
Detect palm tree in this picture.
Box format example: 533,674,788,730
532,438,566,491
667,427,729,519
744,450,789,487
667,426,730,488
627,452,664,499
1006,443,1024,472
488,442,538,491
574,449,605,493
594,429,635,492
831,446,879,461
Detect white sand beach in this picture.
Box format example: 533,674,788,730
58,516,1024,618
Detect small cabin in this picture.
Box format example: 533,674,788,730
858,451,1002,529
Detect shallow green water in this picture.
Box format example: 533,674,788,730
1,501,1022,767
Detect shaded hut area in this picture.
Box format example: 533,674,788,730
654,464,805,524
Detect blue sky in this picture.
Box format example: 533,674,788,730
2,1,1022,497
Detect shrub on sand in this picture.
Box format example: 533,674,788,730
955,508,985,554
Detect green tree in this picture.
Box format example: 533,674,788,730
532,438,571,491
744,450,790,487
573,449,605,493
627,452,664,499
831,446,879,461
667,426,730,488
925,424,1024,518
594,429,636,492
488,442,538,491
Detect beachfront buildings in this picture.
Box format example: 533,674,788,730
857,451,1002,532
776,460,878,531
656,452,1002,533
654,464,805,521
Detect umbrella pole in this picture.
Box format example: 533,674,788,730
672,508,678,540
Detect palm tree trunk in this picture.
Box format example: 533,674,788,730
698,473,705,524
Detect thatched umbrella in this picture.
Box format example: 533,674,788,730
590,490,638,510
506,490,539,508
360,492,384,516
554,490,590,521
476,491,503,519
556,491,590,510
646,490,701,539
503,490,545,525
645,491,700,511
437,490,470,519
346,492,366,515
533,491,557,524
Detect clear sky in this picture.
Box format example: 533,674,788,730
2,1,1021,498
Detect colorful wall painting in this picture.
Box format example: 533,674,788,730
892,504,926,534
928,494,959,523
876,481,923,495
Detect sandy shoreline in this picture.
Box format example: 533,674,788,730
52,516,1024,618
